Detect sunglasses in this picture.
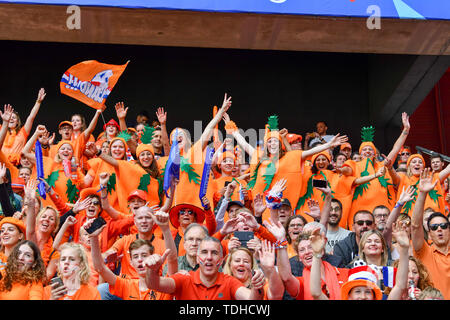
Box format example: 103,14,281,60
401,152,410,156
429,222,449,231
179,210,194,216
355,220,373,226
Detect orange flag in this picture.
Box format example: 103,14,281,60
60,60,129,110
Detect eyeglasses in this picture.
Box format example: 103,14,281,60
179,210,194,216
374,214,389,219
330,207,341,213
355,220,373,226
429,222,449,231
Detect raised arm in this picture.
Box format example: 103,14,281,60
144,249,176,294
258,240,284,300
22,125,48,163
0,104,14,149
22,88,46,135
24,179,39,243
310,228,329,300
98,172,122,220
223,112,256,157
353,166,386,186
388,222,410,300
89,223,117,287
156,107,171,156
150,209,178,275
160,178,177,213
86,142,119,168
114,102,128,133
83,109,102,139
0,163,16,217
383,186,415,246
264,218,300,298
52,216,77,250
199,93,232,151
302,134,348,160
384,112,410,166
439,162,450,184
411,168,436,253
317,186,332,231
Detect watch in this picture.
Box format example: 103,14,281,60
313,253,323,259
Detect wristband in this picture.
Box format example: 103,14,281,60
274,239,288,249
313,253,323,259
394,201,405,209
224,121,238,134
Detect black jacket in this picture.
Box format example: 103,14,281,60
332,232,359,267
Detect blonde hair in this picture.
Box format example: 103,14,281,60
36,206,59,236
58,242,91,285
53,143,74,164
358,229,389,266
418,287,444,300
223,247,258,287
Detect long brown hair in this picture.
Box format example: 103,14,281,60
0,240,46,292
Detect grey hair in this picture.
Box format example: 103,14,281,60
197,236,223,257
185,223,208,238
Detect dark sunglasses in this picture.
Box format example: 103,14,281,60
401,152,410,156
179,209,194,216
429,222,449,231
356,220,373,226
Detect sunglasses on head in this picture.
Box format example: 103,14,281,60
355,220,373,226
429,222,449,231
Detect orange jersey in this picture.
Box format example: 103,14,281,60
169,269,244,300
1,127,28,165
43,283,101,300
0,281,44,300
111,233,166,279
110,276,167,300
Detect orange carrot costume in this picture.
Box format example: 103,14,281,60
344,157,396,227
295,157,356,228
397,155,445,216
1,126,28,165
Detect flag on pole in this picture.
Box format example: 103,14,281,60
35,140,46,200
163,129,181,197
60,60,129,110
199,146,214,204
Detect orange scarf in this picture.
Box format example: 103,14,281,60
302,260,342,300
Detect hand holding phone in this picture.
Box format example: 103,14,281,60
85,216,107,234
312,179,327,189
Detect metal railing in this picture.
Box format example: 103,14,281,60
415,146,450,162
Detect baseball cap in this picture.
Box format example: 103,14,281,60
127,190,148,202
227,201,244,211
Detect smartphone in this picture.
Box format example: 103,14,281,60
234,231,254,248
50,276,64,288
312,179,327,188
85,216,107,234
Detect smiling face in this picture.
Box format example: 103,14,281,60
37,208,57,235
314,155,329,170
230,249,252,283
409,157,424,176
8,112,19,129
138,150,154,168
431,158,444,173
151,130,162,148
297,239,313,268
361,146,375,159
328,201,342,226
348,286,374,300
130,244,152,277
408,259,420,287
362,233,383,259
59,247,81,280
197,240,223,277
85,196,101,219
220,157,234,174
0,223,23,248
267,138,280,156
110,140,126,160
287,217,304,243
106,125,118,138
58,143,73,161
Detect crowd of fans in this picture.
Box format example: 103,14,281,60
0,89,448,300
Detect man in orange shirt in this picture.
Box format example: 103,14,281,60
90,209,178,300
411,168,450,300
144,236,266,300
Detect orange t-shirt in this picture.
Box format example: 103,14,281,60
0,281,44,300
169,269,244,300
1,127,28,165
110,276,167,300
43,283,101,300
414,240,450,300
111,233,166,279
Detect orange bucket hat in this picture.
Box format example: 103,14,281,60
311,151,331,165
136,143,155,158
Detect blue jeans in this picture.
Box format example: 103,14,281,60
97,282,122,300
